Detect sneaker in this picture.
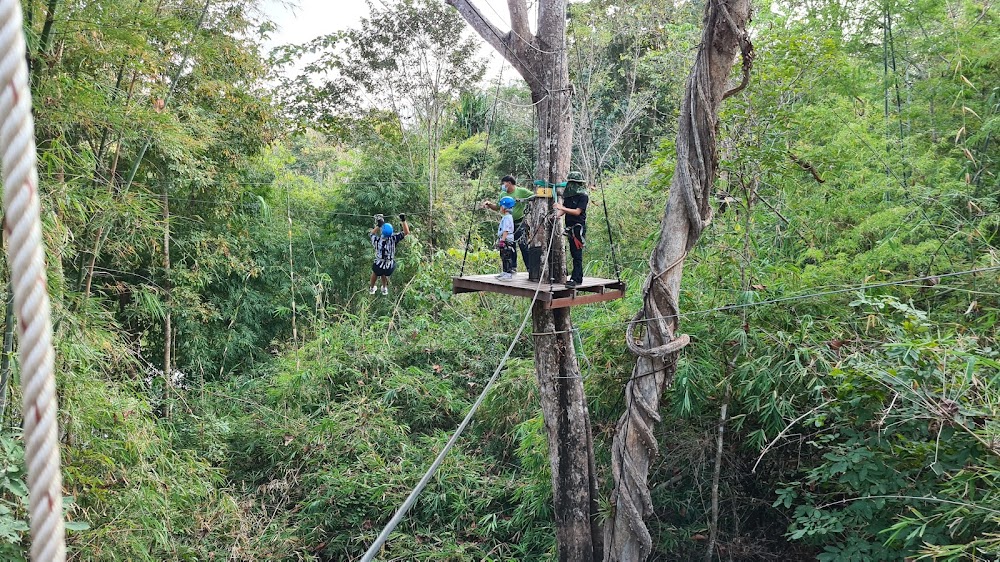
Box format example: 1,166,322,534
499,272,514,282
494,272,506,279
369,286,377,295
381,286,389,295
565,280,578,289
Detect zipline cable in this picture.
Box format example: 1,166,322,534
360,211,563,562
119,0,212,200
580,265,1000,333
0,0,66,559
79,0,213,299
460,48,506,276
526,265,1000,338
572,33,623,283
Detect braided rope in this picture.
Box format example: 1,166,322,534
0,1,66,560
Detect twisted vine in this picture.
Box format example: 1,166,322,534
604,1,753,559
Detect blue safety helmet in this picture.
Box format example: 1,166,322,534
499,196,516,210
382,223,394,237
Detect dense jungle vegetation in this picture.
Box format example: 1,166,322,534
0,0,997,560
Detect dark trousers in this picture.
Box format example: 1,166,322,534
513,220,529,271
567,224,585,283
500,243,516,274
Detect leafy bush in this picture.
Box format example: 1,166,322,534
776,296,1000,561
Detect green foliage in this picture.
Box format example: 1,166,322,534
568,0,704,169
180,259,563,560
0,431,28,561
774,296,1000,560
273,0,484,137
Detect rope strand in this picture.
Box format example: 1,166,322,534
460,50,506,276
0,0,66,558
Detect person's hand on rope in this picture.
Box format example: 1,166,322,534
374,214,385,226
399,213,406,222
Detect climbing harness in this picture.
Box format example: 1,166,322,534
565,223,586,250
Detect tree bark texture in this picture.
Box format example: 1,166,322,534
603,1,753,560
532,304,602,562
447,1,600,559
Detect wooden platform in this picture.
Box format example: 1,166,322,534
452,272,625,309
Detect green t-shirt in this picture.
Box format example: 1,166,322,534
500,186,534,222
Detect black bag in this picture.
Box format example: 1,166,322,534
526,246,542,282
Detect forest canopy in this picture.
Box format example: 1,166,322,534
0,0,996,560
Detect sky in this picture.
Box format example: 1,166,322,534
260,0,374,50
260,0,515,77
261,0,519,48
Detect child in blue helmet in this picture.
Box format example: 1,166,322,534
496,196,516,281
369,214,410,295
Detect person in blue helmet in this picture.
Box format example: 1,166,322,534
369,214,410,295
482,175,533,271
495,196,516,281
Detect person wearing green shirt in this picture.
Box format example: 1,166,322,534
482,175,533,271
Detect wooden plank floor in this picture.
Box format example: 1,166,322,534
452,272,625,309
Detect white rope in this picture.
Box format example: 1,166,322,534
0,1,66,560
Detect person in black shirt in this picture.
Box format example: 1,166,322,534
553,171,589,288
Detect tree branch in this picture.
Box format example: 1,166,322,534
508,0,530,40
446,0,527,78
445,0,504,49
788,151,825,183
718,0,754,100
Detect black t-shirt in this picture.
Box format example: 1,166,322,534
562,193,588,228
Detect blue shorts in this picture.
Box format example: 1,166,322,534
372,262,396,277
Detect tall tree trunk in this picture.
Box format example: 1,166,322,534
0,284,14,425
705,383,730,562
604,1,753,560
29,0,61,83
162,183,172,418
285,186,299,369
447,1,601,559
